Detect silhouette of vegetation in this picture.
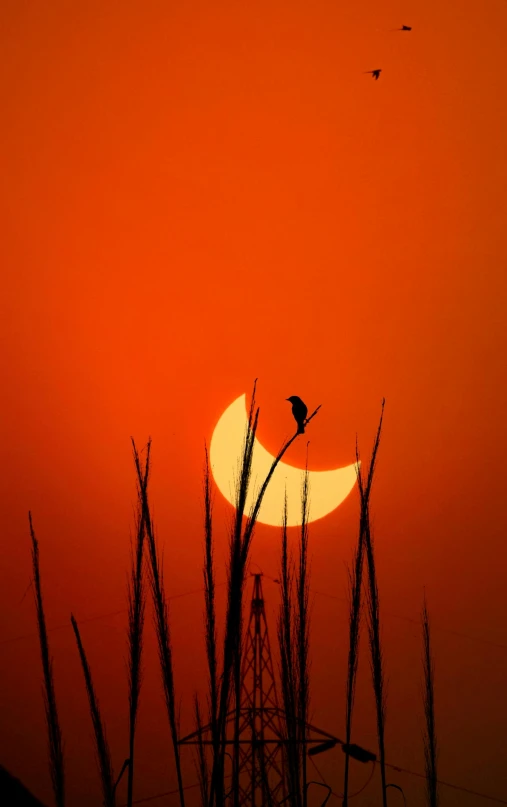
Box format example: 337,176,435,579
125,439,148,807
342,474,366,806
278,495,300,807
422,596,439,807
295,471,310,807
132,437,186,807
356,401,387,807
70,614,116,807
29,513,65,807
194,695,209,807
22,388,448,807
208,381,322,807
203,445,218,805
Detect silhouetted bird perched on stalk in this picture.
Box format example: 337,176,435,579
286,396,308,434
364,69,382,80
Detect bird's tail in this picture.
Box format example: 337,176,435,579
298,425,305,435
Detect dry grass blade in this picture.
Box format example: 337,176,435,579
126,438,149,807
210,380,259,807
357,400,387,807
342,499,365,806
29,512,65,807
132,438,185,807
422,596,439,807
193,695,209,807
296,471,310,807
277,494,301,807
71,614,116,807
211,383,322,807
203,444,219,783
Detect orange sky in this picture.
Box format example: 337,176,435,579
1,1,507,805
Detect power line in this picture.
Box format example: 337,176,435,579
119,782,201,806
311,587,507,652
117,760,507,807
6,573,507,805
384,760,507,805
7,572,506,655
1,582,227,646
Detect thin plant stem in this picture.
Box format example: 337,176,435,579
71,615,116,807
29,512,65,807
296,472,310,807
210,381,322,807
203,444,219,806
278,494,300,807
357,400,387,807
132,438,186,807
422,595,438,807
342,510,365,807
194,695,209,807
126,438,149,807
343,414,382,806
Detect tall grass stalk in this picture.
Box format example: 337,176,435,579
296,472,310,807
422,596,438,807
211,383,259,807
71,615,116,807
203,444,219,800
210,382,322,807
126,439,149,807
278,495,300,807
356,401,387,807
194,695,209,807
29,512,65,807
132,438,185,807
343,411,384,805
342,504,365,806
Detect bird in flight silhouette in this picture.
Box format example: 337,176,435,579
286,396,308,434
401,25,412,31
365,69,382,80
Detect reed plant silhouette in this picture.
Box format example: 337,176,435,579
70,615,116,807
295,471,310,807
24,385,325,807
29,512,65,807
342,494,365,806
132,437,186,807
356,401,387,807
193,695,209,807
25,387,449,807
125,439,149,807
202,445,218,804
343,401,386,807
422,596,438,807
278,495,301,807
208,380,322,807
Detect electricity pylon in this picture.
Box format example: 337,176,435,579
234,573,286,807
180,574,339,807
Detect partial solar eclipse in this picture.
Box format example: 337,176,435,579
210,394,358,527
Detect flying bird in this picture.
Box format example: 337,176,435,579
286,396,308,434
364,69,382,80
401,25,412,31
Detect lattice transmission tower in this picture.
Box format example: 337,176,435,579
234,572,286,807
180,573,337,807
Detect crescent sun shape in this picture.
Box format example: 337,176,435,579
210,394,359,528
